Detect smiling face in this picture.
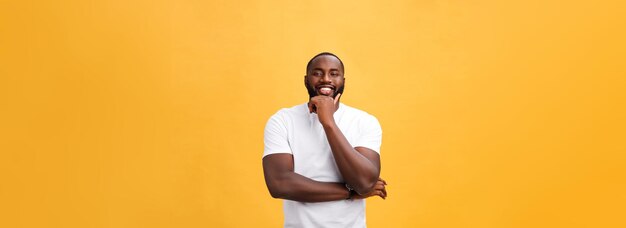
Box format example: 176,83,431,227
305,54,345,99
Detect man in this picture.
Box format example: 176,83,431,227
262,52,387,227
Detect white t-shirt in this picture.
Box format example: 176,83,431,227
263,102,382,228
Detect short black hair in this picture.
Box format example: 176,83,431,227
306,52,344,74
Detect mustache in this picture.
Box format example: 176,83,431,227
306,81,344,99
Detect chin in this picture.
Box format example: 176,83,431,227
316,92,336,98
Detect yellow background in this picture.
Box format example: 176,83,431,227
1,0,625,227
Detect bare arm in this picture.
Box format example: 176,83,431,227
263,153,350,202
309,93,381,194
324,126,381,194
263,153,386,202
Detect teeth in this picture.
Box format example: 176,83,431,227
319,87,332,95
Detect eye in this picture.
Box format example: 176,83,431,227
331,72,340,77
312,71,323,76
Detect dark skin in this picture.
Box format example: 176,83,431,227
262,55,387,202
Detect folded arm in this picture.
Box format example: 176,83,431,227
262,153,350,202
263,153,386,202
324,125,381,195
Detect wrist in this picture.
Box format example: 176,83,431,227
345,183,356,200
321,119,337,129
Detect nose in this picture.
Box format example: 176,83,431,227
321,73,331,83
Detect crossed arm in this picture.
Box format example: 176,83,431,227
262,151,386,202
263,153,359,202
262,94,386,202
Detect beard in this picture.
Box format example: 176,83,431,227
306,81,345,99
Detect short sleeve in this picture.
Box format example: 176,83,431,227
353,115,382,153
263,112,292,158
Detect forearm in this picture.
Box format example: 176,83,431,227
268,171,349,202
323,123,379,194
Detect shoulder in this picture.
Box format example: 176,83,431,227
267,103,308,123
340,103,380,124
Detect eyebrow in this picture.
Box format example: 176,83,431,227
311,68,341,72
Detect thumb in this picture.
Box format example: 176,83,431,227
334,93,342,105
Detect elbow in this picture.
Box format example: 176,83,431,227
354,185,375,195
268,186,285,199
266,179,289,199
352,175,379,195
264,171,296,199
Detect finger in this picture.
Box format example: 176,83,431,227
376,190,385,199
334,93,342,105
379,178,387,185
374,182,384,190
